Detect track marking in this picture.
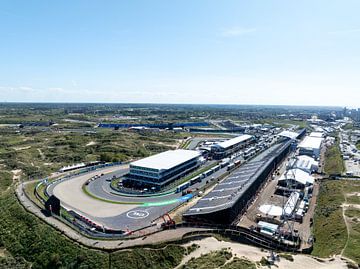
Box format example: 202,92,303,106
126,210,150,219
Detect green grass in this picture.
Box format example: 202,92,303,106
0,188,109,269
345,208,360,219
278,253,294,262
347,195,360,205
110,177,121,189
254,118,307,129
357,142,360,151
110,245,186,269
222,257,257,269
312,180,360,264
180,249,232,269
324,140,345,175
0,130,182,179
180,139,192,149
1,182,188,269
343,123,354,130
312,180,347,257
343,205,360,264
0,171,12,192
23,180,45,208
185,243,199,255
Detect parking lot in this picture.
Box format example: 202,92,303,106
340,130,360,176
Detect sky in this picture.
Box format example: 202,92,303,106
0,0,360,107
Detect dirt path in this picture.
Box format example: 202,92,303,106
37,148,45,160
177,237,348,269
340,199,350,257
340,197,359,267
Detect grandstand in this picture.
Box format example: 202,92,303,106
183,140,292,224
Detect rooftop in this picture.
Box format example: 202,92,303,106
309,132,324,138
278,130,299,140
279,168,314,185
289,155,318,172
298,136,323,150
130,149,200,171
213,134,253,149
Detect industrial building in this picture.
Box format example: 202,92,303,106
211,134,255,159
124,149,201,189
183,140,292,224
297,136,323,159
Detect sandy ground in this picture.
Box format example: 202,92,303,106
11,169,22,181
178,237,348,269
343,203,360,209
86,141,97,146
13,146,31,151
52,166,137,218
0,248,7,258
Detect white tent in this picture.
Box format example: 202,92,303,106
259,204,283,216
279,168,314,186
288,155,319,173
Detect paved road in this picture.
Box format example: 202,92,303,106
187,137,225,150
16,181,209,250
42,137,269,231
47,161,232,231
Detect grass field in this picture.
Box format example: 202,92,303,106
0,123,191,268
180,249,232,269
312,180,360,264
180,248,257,269
324,139,345,175
0,129,183,179
0,184,189,268
110,245,185,269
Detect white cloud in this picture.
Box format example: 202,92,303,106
221,27,257,37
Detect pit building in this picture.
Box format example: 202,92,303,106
211,134,255,159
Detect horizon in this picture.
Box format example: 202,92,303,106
0,101,344,109
1,1,360,107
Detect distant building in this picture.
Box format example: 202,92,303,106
124,149,201,189
211,135,255,159
309,131,325,138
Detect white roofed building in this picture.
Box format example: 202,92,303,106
125,149,201,189
278,168,314,189
211,134,254,159
309,132,325,138
298,136,323,159
288,155,319,174
278,130,299,140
